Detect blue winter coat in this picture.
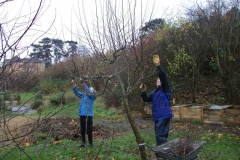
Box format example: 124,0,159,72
141,65,173,122
141,89,173,122
73,84,96,116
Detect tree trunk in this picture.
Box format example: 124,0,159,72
123,97,148,160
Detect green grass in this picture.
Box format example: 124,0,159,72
94,106,125,122
19,92,35,104
20,93,35,100
0,132,154,160
0,130,239,160
47,102,79,118
199,133,240,159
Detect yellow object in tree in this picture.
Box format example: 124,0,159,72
25,142,30,147
140,84,146,92
72,157,77,160
153,55,160,66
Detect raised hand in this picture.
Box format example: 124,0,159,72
153,55,160,66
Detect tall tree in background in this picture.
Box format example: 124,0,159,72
38,37,53,67
154,0,240,104
30,39,84,64
64,40,78,58
30,44,43,59
184,0,240,103
30,37,53,67
52,38,64,63
140,18,165,34
157,20,204,104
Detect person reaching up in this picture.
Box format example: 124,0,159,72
140,55,173,146
71,79,96,147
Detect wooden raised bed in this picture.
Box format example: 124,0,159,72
143,103,240,126
224,108,240,125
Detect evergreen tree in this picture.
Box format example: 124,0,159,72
52,39,64,63
140,18,165,34
30,37,53,67
30,44,43,58
64,40,78,58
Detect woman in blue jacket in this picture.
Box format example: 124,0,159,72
140,55,173,146
72,80,96,147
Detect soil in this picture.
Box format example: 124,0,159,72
30,117,240,141
0,116,35,137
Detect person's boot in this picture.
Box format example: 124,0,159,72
79,134,86,147
87,144,93,148
88,134,93,147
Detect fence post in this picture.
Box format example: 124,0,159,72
222,108,226,126
180,106,183,121
200,107,203,123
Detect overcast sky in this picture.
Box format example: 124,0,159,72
2,0,198,57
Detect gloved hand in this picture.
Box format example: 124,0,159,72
71,80,76,87
79,77,84,83
140,84,146,92
153,55,160,66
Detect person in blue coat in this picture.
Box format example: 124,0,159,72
71,79,96,147
140,55,173,146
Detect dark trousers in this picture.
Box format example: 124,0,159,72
80,116,93,145
155,118,170,146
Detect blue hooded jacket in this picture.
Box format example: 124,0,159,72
73,84,96,116
141,65,173,122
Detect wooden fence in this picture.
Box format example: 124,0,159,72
144,104,240,126
224,108,240,125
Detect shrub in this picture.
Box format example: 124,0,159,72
38,78,57,94
213,96,226,104
37,107,44,113
4,93,21,102
4,93,11,101
13,93,21,104
35,93,43,100
193,120,201,125
64,91,77,103
50,93,66,105
0,95,4,107
31,99,43,110
37,78,69,94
